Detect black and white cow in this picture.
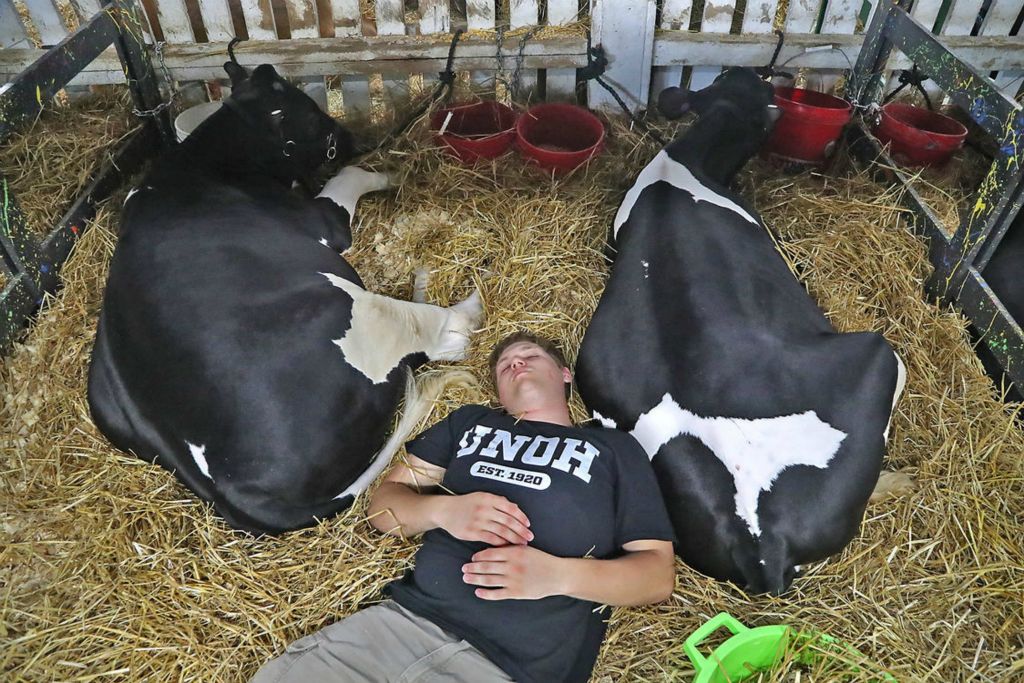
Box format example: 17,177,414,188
88,61,481,535
576,68,905,594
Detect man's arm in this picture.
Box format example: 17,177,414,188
462,539,675,607
367,453,534,545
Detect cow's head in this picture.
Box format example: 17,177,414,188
221,60,355,179
657,68,781,182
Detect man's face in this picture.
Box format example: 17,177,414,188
494,341,571,411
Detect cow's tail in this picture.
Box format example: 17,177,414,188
335,366,478,502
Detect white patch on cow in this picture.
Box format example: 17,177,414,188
759,559,766,566
0,83,11,96
883,352,907,442
186,441,213,481
319,237,331,247
124,187,141,207
317,167,391,217
641,260,650,279
320,272,481,383
630,393,846,537
613,151,758,239
592,410,618,429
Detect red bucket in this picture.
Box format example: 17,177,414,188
431,101,517,164
874,103,967,167
765,87,853,165
515,104,605,173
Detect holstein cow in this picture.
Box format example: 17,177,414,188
983,207,1024,325
88,60,481,534
576,68,906,594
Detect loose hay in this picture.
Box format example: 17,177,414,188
0,87,137,238
2,104,1023,682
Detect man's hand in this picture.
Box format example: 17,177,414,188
437,493,534,546
462,545,565,600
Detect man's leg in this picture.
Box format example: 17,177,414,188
249,600,511,683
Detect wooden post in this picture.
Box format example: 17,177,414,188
588,0,657,113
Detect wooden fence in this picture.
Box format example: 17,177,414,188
1,0,1023,116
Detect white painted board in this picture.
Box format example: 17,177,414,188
0,0,29,48
239,0,278,40
198,0,235,41
690,0,734,92
156,0,197,43
419,0,448,34
330,0,361,36
285,0,319,39
466,0,494,30
22,0,68,45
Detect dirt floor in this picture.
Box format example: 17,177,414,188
2,94,1023,681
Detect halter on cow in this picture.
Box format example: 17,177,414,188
576,68,905,594
88,58,481,535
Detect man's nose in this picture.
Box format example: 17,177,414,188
512,358,524,368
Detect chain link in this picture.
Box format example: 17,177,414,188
131,40,175,119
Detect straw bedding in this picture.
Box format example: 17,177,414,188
2,93,1023,682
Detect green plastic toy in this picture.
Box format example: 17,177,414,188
683,612,898,682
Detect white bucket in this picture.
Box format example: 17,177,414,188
174,101,223,142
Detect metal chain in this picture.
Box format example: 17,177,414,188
509,26,542,102
132,40,175,119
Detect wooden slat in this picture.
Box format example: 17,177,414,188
510,0,538,27
69,0,102,23
0,34,590,83
910,0,945,33
340,74,370,115
784,0,822,33
239,0,277,39
510,0,540,98
154,0,196,42
546,0,577,100
330,0,360,36
742,0,778,33
0,0,30,47
375,0,403,35
589,0,657,112
22,0,69,45
942,0,986,35
651,0,691,103
980,0,1024,93
980,0,1024,39
197,0,235,41
466,0,494,30
419,0,449,34
821,0,860,33
547,0,577,23
285,0,319,39
689,0,735,91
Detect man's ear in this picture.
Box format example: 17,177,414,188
562,367,573,383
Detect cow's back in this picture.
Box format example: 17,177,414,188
89,166,397,533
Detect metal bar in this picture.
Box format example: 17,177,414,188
110,0,175,146
958,265,1024,390
849,0,904,107
0,272,37,353
0,7,119,142
885,4,1018,140
0,124,153,356
0,175,48,301
40,124,155,267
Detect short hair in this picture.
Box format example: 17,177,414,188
488,331,572,398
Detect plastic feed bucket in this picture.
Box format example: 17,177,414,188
685,613,790,683
683,613,898,682
174,101,223,142
765,87,853,165
515,104,605,173
874,103,968,167
430,101,517,164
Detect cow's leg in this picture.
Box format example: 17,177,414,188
869,469,916,503
412,267,429,304
321,273,483,383
317,167,392,217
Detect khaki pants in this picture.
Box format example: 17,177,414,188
250,600,515,683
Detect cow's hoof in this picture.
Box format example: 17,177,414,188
432,290,483,361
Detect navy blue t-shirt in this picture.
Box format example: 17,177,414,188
386,405,676,683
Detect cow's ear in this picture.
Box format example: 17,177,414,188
657,87,693,119
223,61,249,87
251,64,282,88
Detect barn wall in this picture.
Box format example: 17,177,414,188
1,0,1022,115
